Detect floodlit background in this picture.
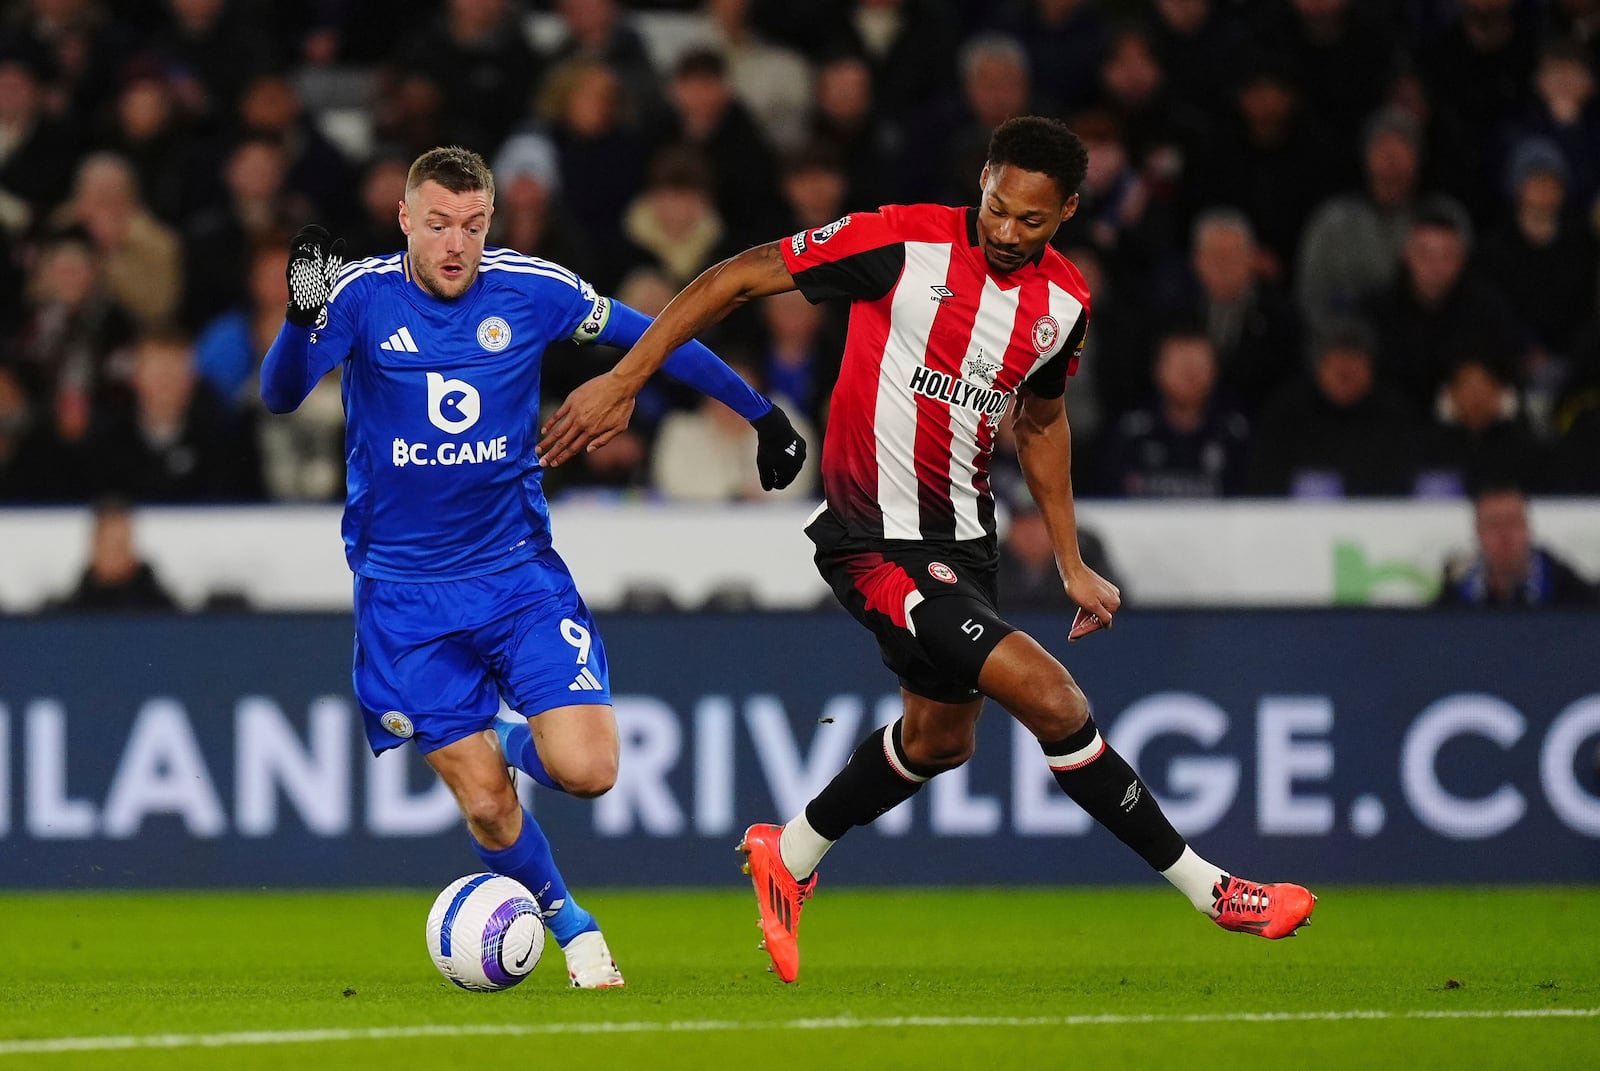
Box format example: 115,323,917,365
0,0,1596,928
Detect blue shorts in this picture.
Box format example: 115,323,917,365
352,549,611,755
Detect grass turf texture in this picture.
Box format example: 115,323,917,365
1,887,1596,1069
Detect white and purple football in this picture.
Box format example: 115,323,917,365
425,873,546,991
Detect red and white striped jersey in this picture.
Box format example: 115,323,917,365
781,203,1090,541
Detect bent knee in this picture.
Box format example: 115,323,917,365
551,755,618,798
916,742,974,772
902,729,977,771
1030,677,1090,739
462,788,521,843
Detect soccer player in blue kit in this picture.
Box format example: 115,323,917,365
260,146,807,988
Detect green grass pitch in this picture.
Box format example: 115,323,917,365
1,886,1596,1069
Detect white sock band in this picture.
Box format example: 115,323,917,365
1044,730,1105,771
883,719,931,784
1161,846,1227,914
779,812,834,880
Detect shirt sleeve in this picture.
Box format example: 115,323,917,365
259,269,359,413
1020,308,1088,400
555,272,611,343
778,211,906,304
592,298,771,421
317,268,361,359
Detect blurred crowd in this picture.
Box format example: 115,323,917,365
1,0,1599,512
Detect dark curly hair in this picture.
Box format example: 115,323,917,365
986,116,1088,201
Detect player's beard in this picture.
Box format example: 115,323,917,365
416,257,477,301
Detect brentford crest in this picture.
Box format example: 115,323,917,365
1031,315,1060,354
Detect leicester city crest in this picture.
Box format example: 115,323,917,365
477,316,512,352
380,710,415,738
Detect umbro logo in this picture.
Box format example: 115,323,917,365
568,667,604,692
379,326,420,352
930,285,954,305
1121,780,1142,812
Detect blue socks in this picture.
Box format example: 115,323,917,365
482,713,599,947
473,809,598,947
494,712,559,791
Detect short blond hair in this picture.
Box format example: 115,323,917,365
406,146,495,204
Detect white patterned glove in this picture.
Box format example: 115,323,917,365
285,224,346,327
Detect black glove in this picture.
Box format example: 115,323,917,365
752,404,807,491
285,224,346,327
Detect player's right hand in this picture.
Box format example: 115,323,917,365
285,223,346,327
1064,563,1120,642
539,372,636,466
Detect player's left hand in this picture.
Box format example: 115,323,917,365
1065,563,1120,643
751,404,807,491
284,223,345,327
538,373,635,466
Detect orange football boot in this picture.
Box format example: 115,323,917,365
738,823,817,982
1212,874,1316,939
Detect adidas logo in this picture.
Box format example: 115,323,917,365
379,326,420,352
568,667,604,692
767,877,794,933
785,442,797,456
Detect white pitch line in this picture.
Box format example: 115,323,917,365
1,1008,1595,1057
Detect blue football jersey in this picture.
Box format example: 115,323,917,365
305,249,611,580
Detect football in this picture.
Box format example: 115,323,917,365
425,873,546,991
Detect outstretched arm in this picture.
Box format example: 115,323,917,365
260,225,348,413
591,296,807,490
594,299,770,421
261,322,327,413
538,241,797,466
1012,388,1120,639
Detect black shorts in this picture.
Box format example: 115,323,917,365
807,506,1012,703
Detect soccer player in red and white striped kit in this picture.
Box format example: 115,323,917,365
540,116,1315,983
